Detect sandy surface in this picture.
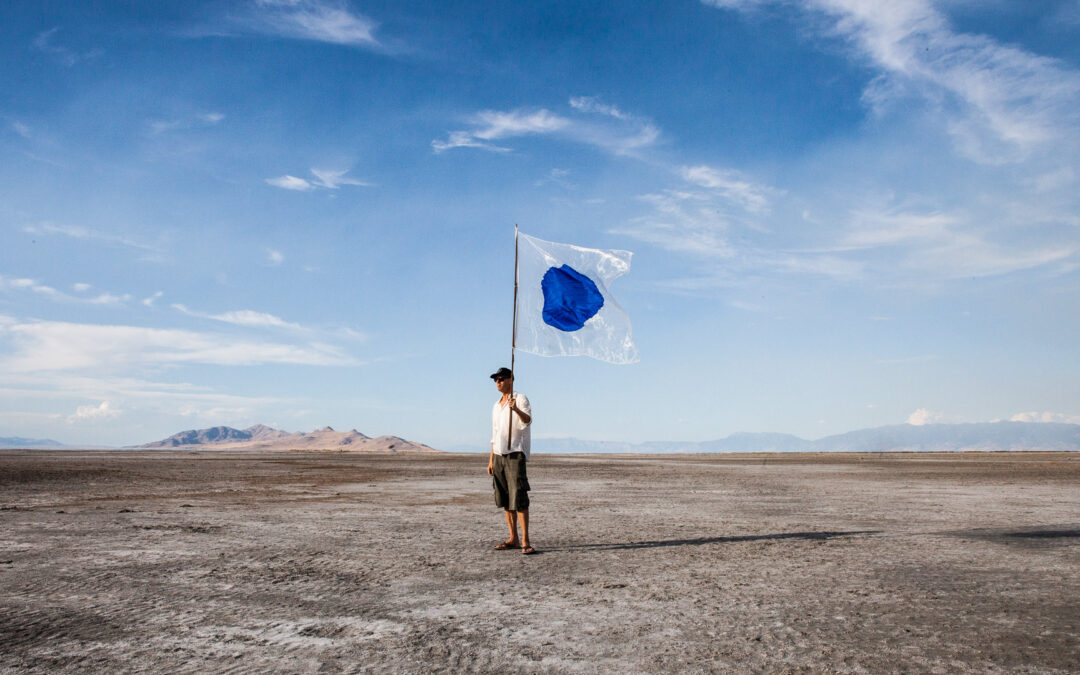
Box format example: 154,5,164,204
1,450,1078,673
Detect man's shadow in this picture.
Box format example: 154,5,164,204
549,530,880,552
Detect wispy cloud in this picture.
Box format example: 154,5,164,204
238,0,380,48
149,111,225,134
266,249,285,265
569,95,661,154
615,189,737,258
32,27,102,67
432,109,568,153
0,372,285,431
2,275,135,306
266,168,371,191
310,168,372,189
0,318,358,373
535,168,575,189
22,222,162,253
703,0,1080,163
570,96,632,120
0,275,60,298
70,282,132,305
432,98,659,155
613,164,779,258
841,207,1076,279
213,310,301,329
680,165,778,214
266,175,315,191
172,303,305,331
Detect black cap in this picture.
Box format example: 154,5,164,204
490,367,513,380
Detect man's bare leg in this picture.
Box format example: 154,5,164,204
517,509,530,550
503,509,520,546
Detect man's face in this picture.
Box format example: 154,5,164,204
494,375,512,394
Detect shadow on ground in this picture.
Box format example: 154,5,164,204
945,523,1080,547
551,530,880,552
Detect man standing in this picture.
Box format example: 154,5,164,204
488,367,535,554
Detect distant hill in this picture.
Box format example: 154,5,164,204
807,422,1080,453
137,424,440,453
530,422,1080,454
0,436,68,449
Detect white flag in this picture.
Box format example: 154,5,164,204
515,232,639,364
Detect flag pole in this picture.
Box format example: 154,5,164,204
508,225,519,452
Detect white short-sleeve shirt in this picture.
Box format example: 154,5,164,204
491,392,532,458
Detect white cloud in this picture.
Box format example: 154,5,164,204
267,168,369,191
266,175,315,191
1009,411,1080,424
210,310,303,331
431,131,511,153
473,109,570,140
433,109,568,153
12,121,31,139
266,248,285,265
570,96,631,120
244,0,380,47
310,168,371,189
433,100,659,155
67,401,121,423
680,165,777,214
173,303,305,331
142,291,163,307
87,292,130,305
2,274,136,306
1,276,55,296
907,408,946,425
0,319,357,373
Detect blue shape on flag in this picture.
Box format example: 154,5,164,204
541,264,605,332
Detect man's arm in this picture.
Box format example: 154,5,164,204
509,394,531,425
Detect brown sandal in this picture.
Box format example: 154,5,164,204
494,540,519,550
521,545,537,555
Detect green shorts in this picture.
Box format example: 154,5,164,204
492,452,530,511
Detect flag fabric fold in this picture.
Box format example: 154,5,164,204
515,232,639,364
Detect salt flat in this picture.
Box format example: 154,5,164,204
1,451,1078,673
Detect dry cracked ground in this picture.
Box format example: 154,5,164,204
1,450,1078,673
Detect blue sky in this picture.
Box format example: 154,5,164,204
2,0,1079,448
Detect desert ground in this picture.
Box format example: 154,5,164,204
1,450,1078,673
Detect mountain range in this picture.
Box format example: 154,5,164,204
136,424,439,452
529,422,1080,454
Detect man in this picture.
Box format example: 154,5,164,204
487,367,536,554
